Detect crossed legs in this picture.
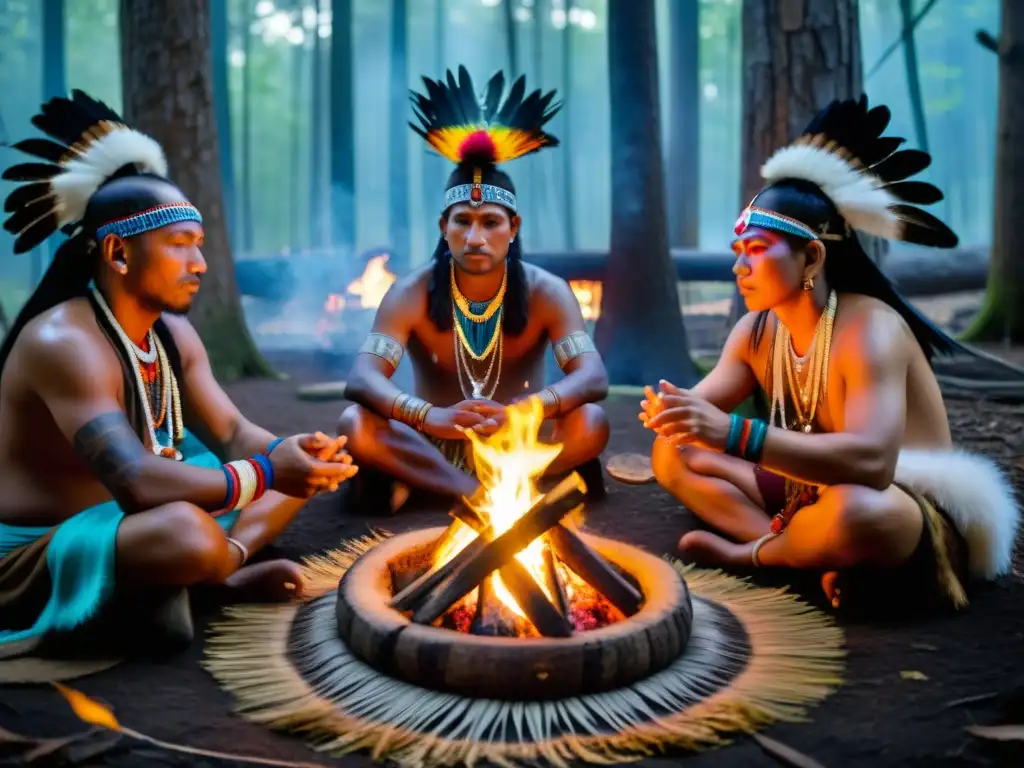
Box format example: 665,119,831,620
115,492,308,602
650,436,924,601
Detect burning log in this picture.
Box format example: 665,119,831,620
448,495,574,637
546,524,643,617
469,576,516,636
541,545,570,618
389,532,488,613
411,474,587,627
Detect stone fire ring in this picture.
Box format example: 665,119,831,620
335,527,694,701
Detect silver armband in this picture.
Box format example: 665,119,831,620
552,330,596,369
359,333,404,369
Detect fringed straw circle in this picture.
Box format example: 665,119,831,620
203,533,845,767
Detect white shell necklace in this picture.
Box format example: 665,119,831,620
91,287,183,460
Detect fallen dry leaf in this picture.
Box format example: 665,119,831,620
965,723,1024,741
52,683,120,731
900,670,929,681
751,733,829,768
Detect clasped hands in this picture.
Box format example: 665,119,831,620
422,399,508,441
270,432,359,498
639,380,731,452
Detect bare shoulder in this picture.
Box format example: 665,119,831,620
722,310,763,360
832,293,912,366
379,264,430,317
158,313,204,357
14,299,120,387
522,263,580,324
523,262,573,302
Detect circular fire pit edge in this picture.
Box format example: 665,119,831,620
335,527,694,701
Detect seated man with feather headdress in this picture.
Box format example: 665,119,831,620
0,92,357,658
642,96,1020,613
339,68,609,512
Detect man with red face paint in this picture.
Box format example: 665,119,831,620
339,68,609,512
642,96,1019,614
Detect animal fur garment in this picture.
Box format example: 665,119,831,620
894,448,1020,580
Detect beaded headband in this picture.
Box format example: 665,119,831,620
444,168,517,213
95,202,203,240
734,205,845,242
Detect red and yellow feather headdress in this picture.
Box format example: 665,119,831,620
409,66,561,213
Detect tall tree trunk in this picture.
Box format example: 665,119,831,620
240,0,254,253
329,0,356,254
898,0,928,153
289,0,304,253
666,0,699,249
38,0,65,286
594,0,699,387
421,0,446,258
963,3,1024,343
529,0,546,240
120,0,274,380
504,0,519,76
210,0,236,249
729,0,879,328
560,14,575,250
388,0,410,271
309,0,326,247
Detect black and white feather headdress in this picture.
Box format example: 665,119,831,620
742,95,957,249
2,90,192,254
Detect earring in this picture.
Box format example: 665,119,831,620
802,275,814,291
510,236,515,243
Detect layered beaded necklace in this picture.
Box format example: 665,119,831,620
450,259,505,400
769,289,837,434
91,287,184,460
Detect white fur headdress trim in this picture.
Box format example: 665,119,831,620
760,144,901,240
49,128,168,228
893,448,1020,580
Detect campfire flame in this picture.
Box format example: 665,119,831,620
570,280,602,321
323,254,398,315
434,397,573,618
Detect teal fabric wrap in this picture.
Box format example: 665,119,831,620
455,299,502,358
0,430,239,652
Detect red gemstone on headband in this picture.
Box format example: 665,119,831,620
470,185,483,203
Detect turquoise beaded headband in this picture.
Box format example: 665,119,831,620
96,202,203,240
734,205,845,242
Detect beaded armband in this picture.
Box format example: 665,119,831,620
221,453,276,512
391,392,433,430
552,331,596,370
359,333,404,370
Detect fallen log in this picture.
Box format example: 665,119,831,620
237,245,990,302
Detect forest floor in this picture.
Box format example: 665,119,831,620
3,322,1024,768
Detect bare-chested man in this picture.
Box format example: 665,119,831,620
643,96,1019,613
339,68,609,510
0,91,356,657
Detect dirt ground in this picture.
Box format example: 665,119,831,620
2,350,1024,768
